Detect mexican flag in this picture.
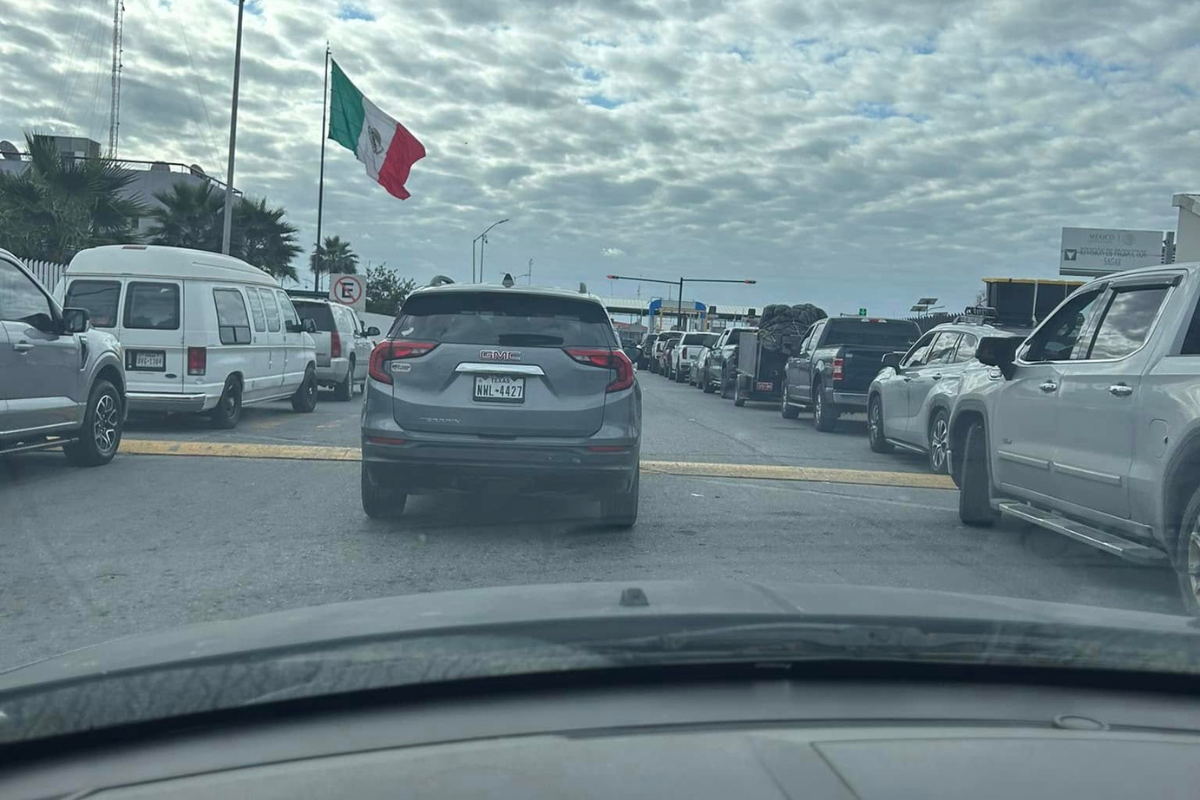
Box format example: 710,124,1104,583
328,60,426,200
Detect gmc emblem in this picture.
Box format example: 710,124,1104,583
480,349,522,362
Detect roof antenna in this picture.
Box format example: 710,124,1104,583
578,282,588,294
502,273,515,288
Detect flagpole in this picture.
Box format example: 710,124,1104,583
220,0,246,255
313,43,330,291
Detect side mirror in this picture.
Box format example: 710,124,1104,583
366,326,380,336
304,318,318,334
61,307,90,334
976,335,1020,380
285,320,301,333
881,351,903,372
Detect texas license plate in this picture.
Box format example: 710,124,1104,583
756,381,774,391
474,375,525,403
129,350,166,371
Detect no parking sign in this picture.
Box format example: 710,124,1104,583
329,273,365,312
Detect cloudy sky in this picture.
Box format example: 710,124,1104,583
2,0,1197,315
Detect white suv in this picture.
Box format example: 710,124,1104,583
292,299,378,401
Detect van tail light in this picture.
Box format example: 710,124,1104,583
368,340,438,385
564,347,635,393
832,357,844,382
330,330,342,359
187,347,207,376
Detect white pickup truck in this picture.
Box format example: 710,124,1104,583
949,262,1200,612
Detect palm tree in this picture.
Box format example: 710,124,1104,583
309,235,358,290
0,132,145,263
233,197,300,282
145,182,224,251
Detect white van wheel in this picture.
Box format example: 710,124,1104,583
291,366,318,412
210,377,242,429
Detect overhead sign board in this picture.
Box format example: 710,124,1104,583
1060,228,1163,277
329,273,365,312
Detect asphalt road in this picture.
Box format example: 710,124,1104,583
0,374,1182,670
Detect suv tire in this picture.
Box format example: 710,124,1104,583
601,467,639,528
63,379,123,467
959,421,998,526
291,366,318,412
1173,485,1200,615
867,395,893,453
928,408,950,474
362,462,407,519
702,370,716,393
812,382,837,432
335,360,354,401
210,377,242,429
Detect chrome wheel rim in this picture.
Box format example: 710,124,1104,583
814,392,822,421
93,393,119,453
1188,527,1200,604
930,416,949,470
223,385,238,416
869,402,882,443
305,374,316,402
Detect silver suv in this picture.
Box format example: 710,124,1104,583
0,249,127,466
360,282,641,526
949,263,1200,612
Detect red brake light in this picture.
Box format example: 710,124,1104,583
832,357,844,382
368,340,438,384
187,346,206,376
331,330,342,359
564,347,635,393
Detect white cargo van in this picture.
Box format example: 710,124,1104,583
58,245,319,428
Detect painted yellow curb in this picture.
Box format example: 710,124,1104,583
118,438,955,490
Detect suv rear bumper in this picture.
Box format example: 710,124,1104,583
362,436,639,496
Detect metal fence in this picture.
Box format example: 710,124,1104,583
24,259,67,291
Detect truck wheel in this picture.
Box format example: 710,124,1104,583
958,421,998,526
781,384,800,419
601,467,639,528
362,462,407,519
720,370,734,399
867,395,893,453
210,377,242,429
63,379,123,467
812,383,837,432
291,366,318,412
335,360,354,401
1172,485,1200,615
703,369,716,393
928,409,950,474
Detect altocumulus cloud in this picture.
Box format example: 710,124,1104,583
1,0,1197,313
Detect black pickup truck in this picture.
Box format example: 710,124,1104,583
781,316,921,432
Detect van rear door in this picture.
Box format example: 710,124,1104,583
118,280,185,395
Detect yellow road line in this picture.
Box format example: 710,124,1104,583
118,439,955,490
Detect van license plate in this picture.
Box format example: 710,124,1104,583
129,350,166,371
474,375,525,403
756,381,774,391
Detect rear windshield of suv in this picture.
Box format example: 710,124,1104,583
394,291,617,347
825,319,920,348
293,301,336,332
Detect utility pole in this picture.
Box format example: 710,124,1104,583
221,0,246,255
107,0,125,157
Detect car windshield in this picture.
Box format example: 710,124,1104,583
394,290,616,347
4,0,1200,745
293,301,336,331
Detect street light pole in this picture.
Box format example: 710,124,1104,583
473,218,509,283
220,0,246,256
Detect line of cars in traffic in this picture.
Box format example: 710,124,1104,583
639,261,1200,611
0,245,383,465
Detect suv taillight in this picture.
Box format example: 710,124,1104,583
368,340,438,384
187,347,207,376
331,330,342,359
832,357,844,382
564,347,635,393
